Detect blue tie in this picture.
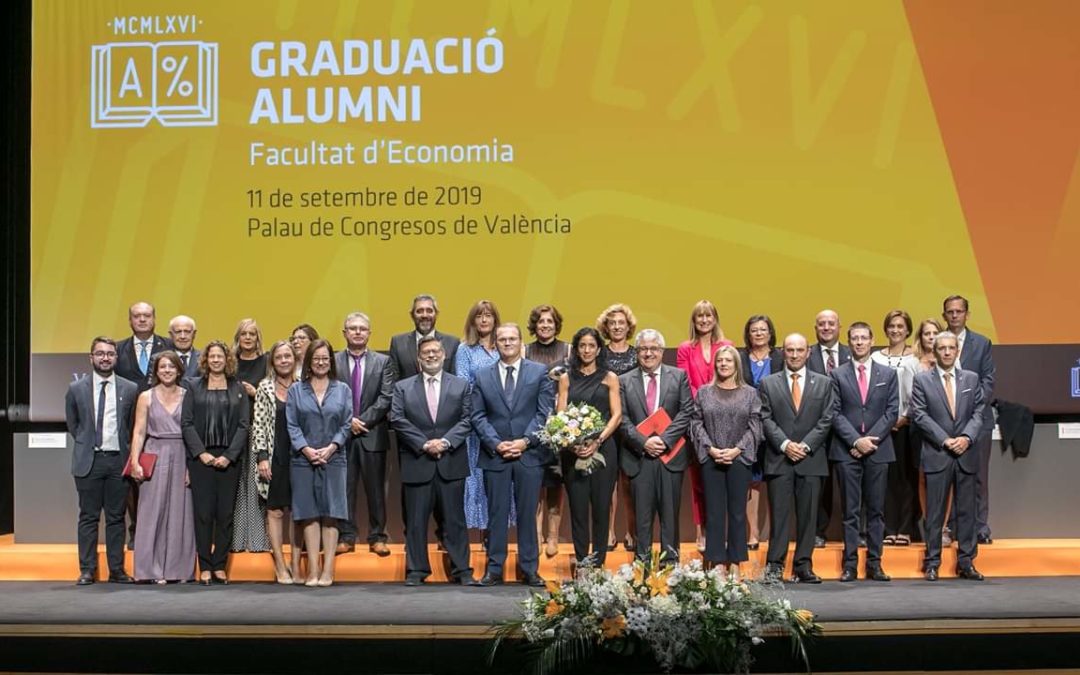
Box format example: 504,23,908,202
138,341,149,374
95,381,107,449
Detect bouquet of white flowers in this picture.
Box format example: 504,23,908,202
490,552,820,675
538,402,607,475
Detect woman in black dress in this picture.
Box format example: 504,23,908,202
181,340,250,585
596,303,638,551
524,304,571,558
252,340,302,584
232,318,270,553
555,327,622,567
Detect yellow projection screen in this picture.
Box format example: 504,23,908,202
30,1,1080,418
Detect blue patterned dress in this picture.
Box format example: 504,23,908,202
455,342,514,529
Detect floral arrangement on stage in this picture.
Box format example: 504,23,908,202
489,553,820,675
538,402,606,475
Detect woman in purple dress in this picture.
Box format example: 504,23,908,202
128,351,196,583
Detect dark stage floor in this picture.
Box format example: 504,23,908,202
1,576,1078,627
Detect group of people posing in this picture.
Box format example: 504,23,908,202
65,293,994,587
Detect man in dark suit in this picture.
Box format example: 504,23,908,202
911,331,986,581
64,337,137,585
114,301,171,391
168,315,201,379
390,336,479,586
829,322,899,582
618,329,693,565
472,323,555,587
388,294,460,379
334,312,396,555
760,333,836,583
806,309,851,547
942,294,996,544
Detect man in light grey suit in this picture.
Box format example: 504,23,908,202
942,294,995,544
829,322,898,582
334,312,396,555
911,331,986,581
617,329,693,565
759,333,836,583
64,337,137,585
168,315,201,379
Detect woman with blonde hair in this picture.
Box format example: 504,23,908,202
595,303,638,551
232,317,270,554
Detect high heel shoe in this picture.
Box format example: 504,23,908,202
275,568,293,585
212,572,229,585
316,577,334,587
304,576,320,587
199,572,212,586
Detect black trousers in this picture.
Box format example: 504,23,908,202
766,472,822,573
188,454,240,573
74,452,128,575
562,446,617,565
883,427,920,538
816,463,836,539
630,460,684,565
403,474,471,581
947,428,993,539
836,459,888,569
340,438,387,544
925,460,978,570
701,459,752,564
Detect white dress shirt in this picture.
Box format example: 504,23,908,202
499,358,523,388
640,365,663,413
92,372,119,451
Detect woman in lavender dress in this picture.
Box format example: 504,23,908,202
128,351,196,583
455,300,506,534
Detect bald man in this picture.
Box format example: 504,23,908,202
115,302,172,392
806,309,851,547
759,333,836,583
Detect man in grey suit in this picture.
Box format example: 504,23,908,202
334,312,396,555
760,333,836,583
168,315,201,379
617,329,693,565
806,309,851,547
388,294,460,379
942,294,996,544
472,324,555,587
390,336,479,586
64,337,137,585
911,331,986,581
830,323,898,582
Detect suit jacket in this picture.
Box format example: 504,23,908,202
388,331,460,380
738,347,784,387
391,373,472,483
958,329,995,434
910,368,985,474
759,369,836,477
115,334,172,391
617,366,694,476
471,359,554,471
807,342,851,375
829,361,899,464
334,350,396,452
64,374,138,478
180,377,251,463
176,348,201,379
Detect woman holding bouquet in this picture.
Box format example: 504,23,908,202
690,345,761,578
555,327,622,567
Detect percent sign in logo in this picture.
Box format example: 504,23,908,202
161,54,195,98
91,40,219,128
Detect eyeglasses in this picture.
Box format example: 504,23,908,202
92,351,117,358
638,346,663,354
310,357,331,363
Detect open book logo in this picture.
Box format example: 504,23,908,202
90,41,218,128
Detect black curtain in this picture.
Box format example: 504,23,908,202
0,0,32,534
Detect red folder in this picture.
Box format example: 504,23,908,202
636,408,685,464
122,453,157,480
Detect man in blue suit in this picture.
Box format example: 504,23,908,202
911,331,987,581
942,295,995,544
830,322,899,582
472,324,555,587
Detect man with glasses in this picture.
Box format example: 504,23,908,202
617,329,693,565
334,312,396,555
64,337,138,585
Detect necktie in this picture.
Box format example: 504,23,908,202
857,364,869,404
504,365,516,401
180,352,189,371
790,373,802,411
825,348,836,374
351,354,364,417
138,341,149,374
426,377,439,420
645,372,658,414
95,381,107,449
943,372,956,419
